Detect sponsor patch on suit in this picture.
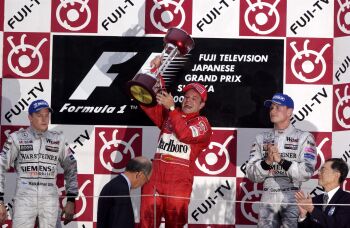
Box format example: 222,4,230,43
20,145,34,151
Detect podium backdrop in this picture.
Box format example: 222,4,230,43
0,0,350,227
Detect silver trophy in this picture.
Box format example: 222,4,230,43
126,27,194,106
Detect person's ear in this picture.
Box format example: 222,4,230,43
199,102,205,110
28,114,33,123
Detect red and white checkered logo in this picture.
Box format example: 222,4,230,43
57,174,94,222
51,0,98,33
0,0,4,32
286,38,333,85
239,0,286,36
1,126,25,148
333,83,350,131
94,127,142,174
312,132,332,177
334,0,350,37
195,130,236,177
235,177,263,225
3,32,50,79
145,0,192,34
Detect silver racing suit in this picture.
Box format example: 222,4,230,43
0,127,78,228
246,124,316,228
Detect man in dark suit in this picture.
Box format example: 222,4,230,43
296,158,350,228
97,156,152,228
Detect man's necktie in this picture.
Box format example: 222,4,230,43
322,193,329,211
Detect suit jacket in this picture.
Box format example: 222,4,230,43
97,174,134,228
298,188,350,228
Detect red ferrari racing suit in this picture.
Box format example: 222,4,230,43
140,104,211,227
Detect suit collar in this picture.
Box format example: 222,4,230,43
326,186,340,204
120,173,131,191
323,188,344,213
328,188,344,205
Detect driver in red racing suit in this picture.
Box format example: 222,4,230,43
140,80,212,227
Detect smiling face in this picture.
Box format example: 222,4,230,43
181,89,205,114
28,108,50,132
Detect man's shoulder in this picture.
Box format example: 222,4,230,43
339,189,350,200
10,127,29,138
292,126,312,136
255,129,273,137
101,175,129,194
196,115,211,125
46,130,65,140
47,129,63,135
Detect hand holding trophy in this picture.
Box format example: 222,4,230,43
126,27,195,106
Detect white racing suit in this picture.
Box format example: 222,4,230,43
246,124,316,228
0,127,78,228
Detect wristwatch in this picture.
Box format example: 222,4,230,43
169,106,175,111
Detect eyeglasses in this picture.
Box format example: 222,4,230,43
138,171,150,183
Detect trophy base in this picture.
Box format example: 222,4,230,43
126,73,158,106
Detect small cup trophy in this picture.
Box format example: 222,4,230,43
126,27,195,106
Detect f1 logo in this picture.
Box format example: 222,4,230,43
69,52,136,100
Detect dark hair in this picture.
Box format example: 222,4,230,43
327,158,349,184
125,157,152,176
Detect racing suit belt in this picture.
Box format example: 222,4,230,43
263,187,300,192
154,153,190,167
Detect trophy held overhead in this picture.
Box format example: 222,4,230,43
126,27,194,106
